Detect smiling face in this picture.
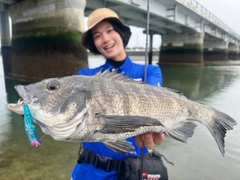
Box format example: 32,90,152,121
91,21,127,61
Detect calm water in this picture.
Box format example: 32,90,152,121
0,56,240,180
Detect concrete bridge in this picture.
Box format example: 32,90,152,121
1,0,240,81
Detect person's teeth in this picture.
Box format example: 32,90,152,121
105,44,114,49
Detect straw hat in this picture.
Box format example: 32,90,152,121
81,8,132,54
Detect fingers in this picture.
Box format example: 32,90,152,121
135,135,144,148
142,132,154,149
135,133,164,149
153,133,164,145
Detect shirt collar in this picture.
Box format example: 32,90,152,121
101,56,132,73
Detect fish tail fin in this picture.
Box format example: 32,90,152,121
205,107,237,156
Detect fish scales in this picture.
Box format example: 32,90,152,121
7,71,237,155
89,77,191,125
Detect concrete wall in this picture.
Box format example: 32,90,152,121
8,0,87,82
160,32,204,65
228,44,239,60
0,11,12,77
204,40,228,61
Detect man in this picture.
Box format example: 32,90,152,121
72,8,167,180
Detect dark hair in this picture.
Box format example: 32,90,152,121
90,19,131,54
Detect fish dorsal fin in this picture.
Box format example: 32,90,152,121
163,87,183,95
96,69,143,84
162,87,187,99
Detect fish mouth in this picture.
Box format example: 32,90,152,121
15,85,38,105
7,101,85,140
7,101,24,114
7,85,37,115
10,85,88,140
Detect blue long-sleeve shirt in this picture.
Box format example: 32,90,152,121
71,56,162,180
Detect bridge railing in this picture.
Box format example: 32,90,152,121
175,0,240,40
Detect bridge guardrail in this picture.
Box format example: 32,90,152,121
175,0,240,40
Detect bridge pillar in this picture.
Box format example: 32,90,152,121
0,9,12,77
237,46,240,60
143,30,157,65
8,0,87,82
228,44,239,60
159,33,204,65
203,40,228,61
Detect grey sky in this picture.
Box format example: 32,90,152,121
127,0,240,48
197,0,240,34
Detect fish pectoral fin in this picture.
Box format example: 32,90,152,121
166,122,197,143
103,140,136,154
97,115,163,133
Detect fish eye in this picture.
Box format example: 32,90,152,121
47,81,60,91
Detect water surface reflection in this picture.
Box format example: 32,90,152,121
160,65,240,180
0,57,240,180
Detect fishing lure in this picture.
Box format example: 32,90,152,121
23,104,41,146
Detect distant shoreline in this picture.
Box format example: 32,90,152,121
88,54,240,66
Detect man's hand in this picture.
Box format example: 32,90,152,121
135,132,164,149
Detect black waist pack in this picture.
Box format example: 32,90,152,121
118,149,169,180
